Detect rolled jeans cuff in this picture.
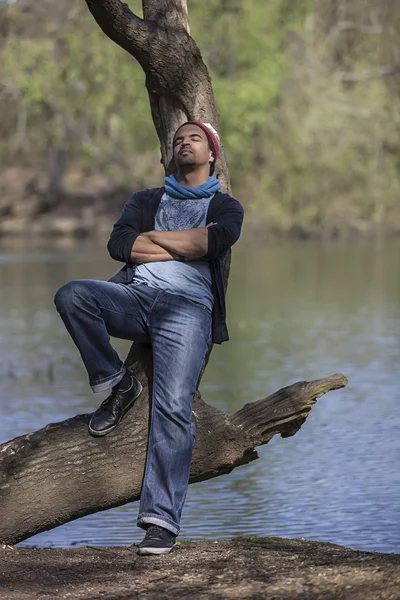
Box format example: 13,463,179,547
90,364,126,393
137,514,179,536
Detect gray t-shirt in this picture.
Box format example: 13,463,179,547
132,192,214,311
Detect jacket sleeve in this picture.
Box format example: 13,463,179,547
203,196,244,260
107,192,144,264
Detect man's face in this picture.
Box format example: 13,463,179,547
173,124,214,171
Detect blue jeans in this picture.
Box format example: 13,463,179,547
54,279,212,535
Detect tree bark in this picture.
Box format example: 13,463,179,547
0,371,347,544
84,0,229,188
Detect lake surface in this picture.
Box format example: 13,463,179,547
0,236,399,553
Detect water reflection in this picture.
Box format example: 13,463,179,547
0,237,399,552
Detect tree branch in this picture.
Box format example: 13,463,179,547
230,374,348,445
0,367,347,545
85,0,151,61
143,0,190,33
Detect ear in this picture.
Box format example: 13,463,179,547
209,152,215,162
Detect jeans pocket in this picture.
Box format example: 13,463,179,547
185,298,212,313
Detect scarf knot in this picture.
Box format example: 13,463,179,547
164,174,221,199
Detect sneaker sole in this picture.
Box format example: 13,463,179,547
88,379,143,437
137,544,175,556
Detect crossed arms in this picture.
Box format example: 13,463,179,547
130,225,213,264
107,191,244,266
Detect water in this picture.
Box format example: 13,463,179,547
0,236,399,553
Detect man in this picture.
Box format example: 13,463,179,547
54,121,244,555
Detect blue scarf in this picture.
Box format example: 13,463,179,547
164,174,221,199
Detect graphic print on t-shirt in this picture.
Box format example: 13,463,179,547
155,198,205,231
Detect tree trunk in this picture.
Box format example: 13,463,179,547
84,0,232,378
0,372,347,544
85,0,229,188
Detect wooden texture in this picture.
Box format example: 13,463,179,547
85,0,229,188
0,369,347,544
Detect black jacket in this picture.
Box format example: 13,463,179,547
107,187,244,343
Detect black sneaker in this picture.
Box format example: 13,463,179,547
137,525,177,555
88,373,142,437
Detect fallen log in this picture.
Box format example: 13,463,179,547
0,341,347,545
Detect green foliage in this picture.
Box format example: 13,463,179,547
188,0,307,166
1,0,400,233
0,0,156,171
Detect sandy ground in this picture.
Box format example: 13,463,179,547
0,537,399,599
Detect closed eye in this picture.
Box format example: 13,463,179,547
174,134,203,145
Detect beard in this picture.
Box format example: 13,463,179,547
176,153,196,167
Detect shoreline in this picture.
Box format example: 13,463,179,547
0,214,399,247
1,179,399,242
1,537,399,599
